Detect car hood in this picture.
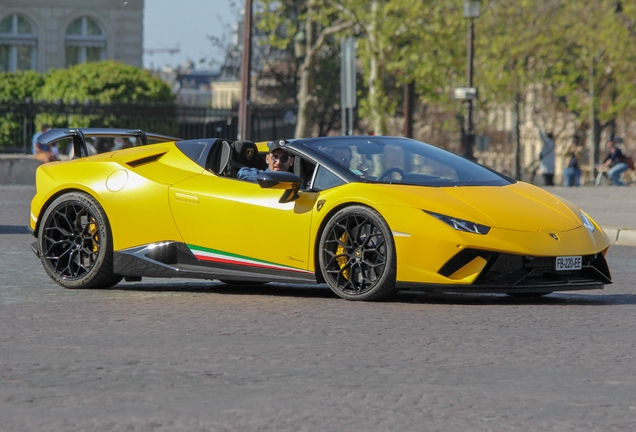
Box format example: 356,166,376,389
379,182,583,232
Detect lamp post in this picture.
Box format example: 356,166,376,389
462,0,480,160
238,0,253,141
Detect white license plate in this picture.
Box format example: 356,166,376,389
556,256,582,271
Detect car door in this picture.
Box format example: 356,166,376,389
168,171,318,275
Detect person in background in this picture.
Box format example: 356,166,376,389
538,129,556,186
31,124,51,155
32,124,58,163
563,134,583,187
597,137,629,186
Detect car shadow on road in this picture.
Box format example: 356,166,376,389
398,291,636,306
111,281,636,306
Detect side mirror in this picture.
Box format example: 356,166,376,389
256,171,304,203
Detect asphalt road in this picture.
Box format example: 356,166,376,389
1,185,636,431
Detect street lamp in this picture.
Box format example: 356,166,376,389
462,0,481,160
238,0,253,141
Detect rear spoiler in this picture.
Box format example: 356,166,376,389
36,128,182,159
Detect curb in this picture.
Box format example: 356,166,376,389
602,227,636,247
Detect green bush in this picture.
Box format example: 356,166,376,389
39,61,173,103
0,70,45,101
37,61,177,134
0,70,46,150
0,62,178,150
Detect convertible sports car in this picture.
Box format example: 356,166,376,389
30,128,612,301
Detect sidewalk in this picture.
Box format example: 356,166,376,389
544,186,636,247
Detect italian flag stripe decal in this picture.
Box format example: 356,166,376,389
188,244,310,273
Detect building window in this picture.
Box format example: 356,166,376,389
0,14,37,72
65,17,106,67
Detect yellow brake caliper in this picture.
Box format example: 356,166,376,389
89,219,99,253
336,231,350,280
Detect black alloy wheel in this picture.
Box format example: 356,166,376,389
38,192,122,289
319,205,397,301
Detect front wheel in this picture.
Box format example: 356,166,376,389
38,192,122,289
318,206,397,301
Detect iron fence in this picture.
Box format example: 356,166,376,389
0,101,297,153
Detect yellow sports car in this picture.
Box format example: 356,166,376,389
30,128,612,301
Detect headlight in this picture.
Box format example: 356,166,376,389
580,210,595,233
424,211,491,235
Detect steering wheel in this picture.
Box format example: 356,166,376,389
379,167,405,182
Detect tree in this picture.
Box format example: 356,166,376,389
0,70,46,150
257,0,354,138
332,0,465,136
476,0,636,178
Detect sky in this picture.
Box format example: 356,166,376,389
143,0,240,70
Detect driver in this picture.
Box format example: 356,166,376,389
324,145,352,168
237,139,294,182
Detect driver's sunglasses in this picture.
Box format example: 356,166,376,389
270,154,290,163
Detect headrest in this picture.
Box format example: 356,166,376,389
232,140,259,168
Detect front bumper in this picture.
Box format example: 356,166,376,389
398,249,611,294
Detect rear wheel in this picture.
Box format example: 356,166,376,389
319,206,397,301
38,192,122,289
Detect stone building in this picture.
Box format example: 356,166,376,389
0,0,143,72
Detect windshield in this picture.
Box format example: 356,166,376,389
307,137,513,187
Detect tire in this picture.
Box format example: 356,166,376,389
38,192,123,289
318,205,397,301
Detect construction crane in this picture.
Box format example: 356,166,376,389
144,46,180,55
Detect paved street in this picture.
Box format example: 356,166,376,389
1,185,636,431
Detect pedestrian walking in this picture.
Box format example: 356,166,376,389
537,128,556,186
563,134,583,187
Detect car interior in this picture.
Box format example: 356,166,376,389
203,138,317,187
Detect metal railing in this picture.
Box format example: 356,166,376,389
0,101,297,153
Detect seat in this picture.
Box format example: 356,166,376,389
230,140,262,177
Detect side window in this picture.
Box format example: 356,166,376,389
312,165,344,191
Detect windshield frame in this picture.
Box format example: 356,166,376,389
298,136,515,188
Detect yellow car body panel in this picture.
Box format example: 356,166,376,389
169,171,319,272
256,141,270,152
302,181,610,285
30,145,197,251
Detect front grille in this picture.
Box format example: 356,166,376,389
439,249,611,287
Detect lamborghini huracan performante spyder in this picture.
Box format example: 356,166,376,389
30,128,612,301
